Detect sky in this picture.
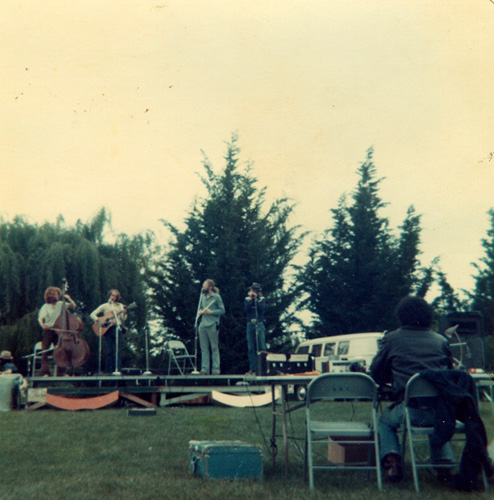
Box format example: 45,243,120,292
1,0,494,298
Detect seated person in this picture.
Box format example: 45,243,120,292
369,295,454,483
0,350,18,374
0,350,26,408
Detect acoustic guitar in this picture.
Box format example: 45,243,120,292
92,302,136,337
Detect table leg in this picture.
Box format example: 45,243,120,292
271,384,277,467
282,385,289,474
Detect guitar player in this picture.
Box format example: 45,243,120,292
90,289,128,374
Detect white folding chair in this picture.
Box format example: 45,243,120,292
401,373,489,492
166,340,197,375
26,342,55,376
305,372,382,490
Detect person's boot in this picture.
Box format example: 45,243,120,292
434,460,454,484
382,453,403,483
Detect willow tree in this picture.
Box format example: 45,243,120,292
0,210,154,372
149,135,303,374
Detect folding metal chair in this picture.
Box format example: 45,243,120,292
305,373,382,490
401,373,489,492
165,340,197,375
25,342,55,376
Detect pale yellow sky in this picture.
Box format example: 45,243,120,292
1,0,494,295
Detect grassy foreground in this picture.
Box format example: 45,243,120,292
1,400,493,500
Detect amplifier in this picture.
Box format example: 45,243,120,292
287,353,314,373
257,352,287,375
257,352,314,375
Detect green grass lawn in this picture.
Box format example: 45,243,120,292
1,400,493,500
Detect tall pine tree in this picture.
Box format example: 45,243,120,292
148,134,303,373
471,208,494,336
299,148,432,337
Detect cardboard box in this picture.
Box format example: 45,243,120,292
327,436,375,464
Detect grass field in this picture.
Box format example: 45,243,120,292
1,399,493,500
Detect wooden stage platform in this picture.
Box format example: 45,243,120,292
23,372,317,472
25,372,289,410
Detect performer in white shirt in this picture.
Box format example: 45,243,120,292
90,289,127,374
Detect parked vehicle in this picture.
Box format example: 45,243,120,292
291,332,384,400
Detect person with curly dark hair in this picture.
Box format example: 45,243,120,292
38,286,77,376
370,295,454,483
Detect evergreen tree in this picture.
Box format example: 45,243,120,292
299,148,432,337
471,208,494,336
430,267,466,317
148,134,303,373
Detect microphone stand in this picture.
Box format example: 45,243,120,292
143,324,152,375
98,329,103,382
191,291,202,374
254,297,260,375
112,309,121,376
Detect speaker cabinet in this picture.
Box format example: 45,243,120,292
440,312,485,369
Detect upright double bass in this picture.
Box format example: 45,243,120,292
52,279,90,371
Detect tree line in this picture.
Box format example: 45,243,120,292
1,134,493,374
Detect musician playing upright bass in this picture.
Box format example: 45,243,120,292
38,286,77,376
90,289,127,374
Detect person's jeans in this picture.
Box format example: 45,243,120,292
198,323,220,374
41,329,66,376
246,321,266,372
379,402,454,463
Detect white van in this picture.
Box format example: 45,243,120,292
290,332,384,400
295,332,384,375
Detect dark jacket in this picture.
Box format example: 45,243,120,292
244,296,265,323
369,327,453,401
420,369,491,491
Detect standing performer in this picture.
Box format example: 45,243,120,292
90,289,128,374
197,279,225,375
244,283,266,375
38,286,76,376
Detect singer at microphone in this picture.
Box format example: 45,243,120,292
197,279,225,375
244,282,266,375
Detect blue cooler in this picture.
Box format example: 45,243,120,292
189,440,263,480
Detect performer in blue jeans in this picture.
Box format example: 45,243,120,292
197,279,225,375
369,295,454,483
244,283,266,375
